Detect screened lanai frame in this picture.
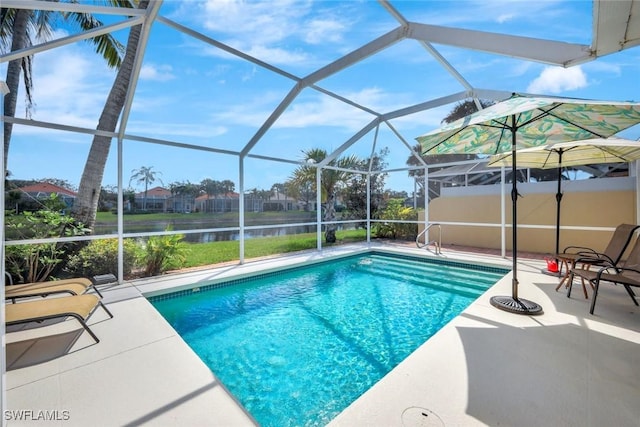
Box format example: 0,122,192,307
1,0,640,284
2,1,640,418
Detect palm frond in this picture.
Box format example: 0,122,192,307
62,10,125,68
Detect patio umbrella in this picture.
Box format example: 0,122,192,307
416,93,640,315
488,137,640,264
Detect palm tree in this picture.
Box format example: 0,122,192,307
271,182,288,211
72,0,152,229
1,2,125,171
129,165,162,211
289,148,359,243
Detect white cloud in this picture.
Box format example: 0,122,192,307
201,0,312,42
242,44,310,66
192,0,353,66
496,13,515,24
526,66,588,94
276,96,371,131
22,45,115,128
139,64,176,81
126,121,228,140
304,18,346,44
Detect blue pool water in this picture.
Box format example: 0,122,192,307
149,252,507,426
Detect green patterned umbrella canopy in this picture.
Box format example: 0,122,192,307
415,93,640,315
416,94,640,155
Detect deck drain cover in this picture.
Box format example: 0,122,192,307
401,407,444,427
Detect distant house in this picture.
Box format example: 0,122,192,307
193,192,319,214
168,189,197,214
17,182,77,209
195,192,240,213
264,193,298,211
134,186,172,212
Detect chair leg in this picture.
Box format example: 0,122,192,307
623,285,639,306
75,302,113,343
589,280,600,314
90,285,104,299
98,301,114,319
68,313,100,343
567,272,574,298
557,260,575,291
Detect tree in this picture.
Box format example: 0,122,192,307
288,148,359,243
200,178,221,212
343,148,389,225
220,179,235,212
271,182,289,211
271,183,284,198
285,178,315,211
39,177,77,191
1,2,125,172
176,181,200,212
98,185,118,212
72,0,151,229
129,165,163,211
123,187,135,212
220,179,235,194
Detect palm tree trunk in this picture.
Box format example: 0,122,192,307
72,1,149,229
3,8,31,171
143,181,148,211
325,191,337,243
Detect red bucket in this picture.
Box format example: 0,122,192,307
545,257,559,273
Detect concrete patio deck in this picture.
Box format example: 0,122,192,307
5,243,640,426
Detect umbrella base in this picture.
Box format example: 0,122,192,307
490,295,543,315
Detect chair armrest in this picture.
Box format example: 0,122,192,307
593,265,640,287
608,265,640,276
562,245,596,255
574,251,615,266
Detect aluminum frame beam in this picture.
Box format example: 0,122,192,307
407,22,593,66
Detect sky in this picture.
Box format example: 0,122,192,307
3,0,640,195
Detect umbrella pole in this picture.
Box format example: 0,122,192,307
490,115,543,315
555,151,564,263
511,140,519,299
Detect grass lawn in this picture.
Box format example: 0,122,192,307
182,229,368,267
95,210,314,223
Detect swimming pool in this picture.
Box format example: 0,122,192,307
149,251,507,426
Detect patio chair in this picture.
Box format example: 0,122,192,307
567,235,640,314
5,294,113,343
5,277,103,303
555,224,640,297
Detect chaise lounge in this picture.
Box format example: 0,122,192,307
5,294,113,343
5,277,103,303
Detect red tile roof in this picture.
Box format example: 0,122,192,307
135,186,171,197
195,192,239,201
19,182,77,197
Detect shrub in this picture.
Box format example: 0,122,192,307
65,239,141,278
373,199,418,240
5,210,89,283
142,232,188,276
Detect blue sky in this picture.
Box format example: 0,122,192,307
4,0,640,194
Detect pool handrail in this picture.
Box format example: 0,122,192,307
417,223,441,255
